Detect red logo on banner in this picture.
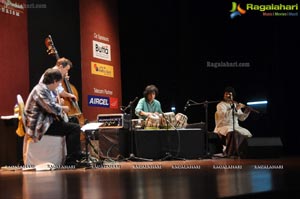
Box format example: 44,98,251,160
110,97,118,109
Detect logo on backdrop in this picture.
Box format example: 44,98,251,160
230,2,246,19
91,61,114,78
88,95,119,109
0,0,24,17
93,40,111,61
109,97,119,109
88,95,110,108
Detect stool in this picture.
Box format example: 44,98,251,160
23,134,67,166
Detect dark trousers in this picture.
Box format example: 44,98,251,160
221,131,248,157
45,120,81,157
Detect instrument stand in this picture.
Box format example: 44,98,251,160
121,98,153,162
160,114,186,161
79,129,102,168
186,100,219,159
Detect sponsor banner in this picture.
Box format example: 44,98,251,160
0,0,24,17
88,95,110,108
91,61,114,78
92,40,111,61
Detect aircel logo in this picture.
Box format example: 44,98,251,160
88,95,110,108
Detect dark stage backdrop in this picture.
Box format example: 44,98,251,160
0,0,29,116
27,0,82,108
118,1,299,155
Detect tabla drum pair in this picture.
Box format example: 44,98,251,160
160,112,188,129
143,112,188,129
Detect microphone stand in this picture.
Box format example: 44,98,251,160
186,100,220,159
160,113,186,161
122,97,153,162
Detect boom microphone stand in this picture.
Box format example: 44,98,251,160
185,99,219,159
121,97,153,161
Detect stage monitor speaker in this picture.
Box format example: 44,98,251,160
246,137,283,159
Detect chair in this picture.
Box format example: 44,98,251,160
17,94,67,166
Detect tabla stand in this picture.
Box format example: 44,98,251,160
186,100,219,159
121,97,153,162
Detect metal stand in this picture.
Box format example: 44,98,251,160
185,100,219,159
160,113,185,161
79,129,102,168
121,97,153,162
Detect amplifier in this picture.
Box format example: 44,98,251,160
97,114,124,128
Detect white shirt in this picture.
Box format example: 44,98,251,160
214,101,252,137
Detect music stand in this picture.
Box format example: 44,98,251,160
80,123,103,168
121,98,153,162
186,100,219,159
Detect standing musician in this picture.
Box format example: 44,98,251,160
135,84,163,120
214,86,252,158
24,68,84,165
40,57,77,102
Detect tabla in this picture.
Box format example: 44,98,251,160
160,112,176,129
175,113,188,128
144,114,160,129
131,119,145,129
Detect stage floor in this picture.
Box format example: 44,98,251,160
1,157,300,199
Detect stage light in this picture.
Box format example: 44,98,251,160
247,100,268,105
171,106,176,112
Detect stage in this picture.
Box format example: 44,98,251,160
1,157,299,199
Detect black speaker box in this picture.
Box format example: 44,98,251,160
246,137,283,158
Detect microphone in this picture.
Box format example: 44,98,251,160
123,97,139,112
184,100,190,112
229,92,233,101
131,97,139,105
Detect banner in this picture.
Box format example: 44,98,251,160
0,0,29,115
80,0,122,121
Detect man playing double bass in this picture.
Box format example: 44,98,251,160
40,57,77,102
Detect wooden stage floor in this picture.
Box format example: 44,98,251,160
1,157,300,199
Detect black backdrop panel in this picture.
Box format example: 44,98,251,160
134,129,206,160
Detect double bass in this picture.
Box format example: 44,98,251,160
45,35,85,127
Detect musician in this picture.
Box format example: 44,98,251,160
214,86,252,158
24,68,83,165
40,57,77,102
135,84,163,120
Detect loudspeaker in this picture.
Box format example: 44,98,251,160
246,137,283,158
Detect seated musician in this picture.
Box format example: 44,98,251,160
24,68,84,165
135,84,163,120
213,86,252,158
